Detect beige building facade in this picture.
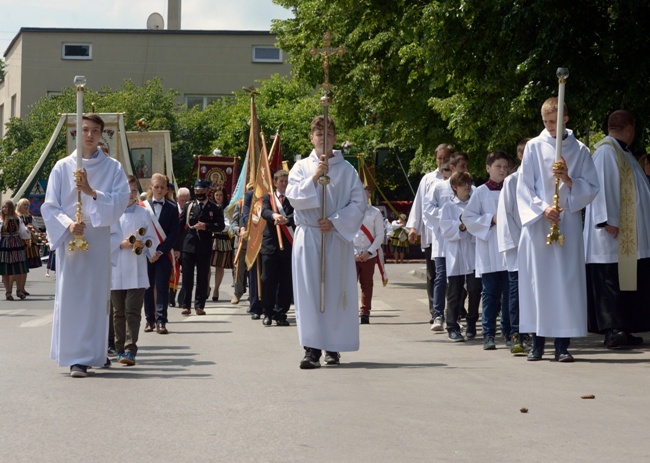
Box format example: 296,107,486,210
0,27,291,136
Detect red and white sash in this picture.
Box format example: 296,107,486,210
360,224,388,286
274,193,294,245
141,200,176,278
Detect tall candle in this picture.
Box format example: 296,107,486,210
74,76,86,169
554,68,569,162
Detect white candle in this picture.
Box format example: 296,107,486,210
554,68,569,162
74,76,86,169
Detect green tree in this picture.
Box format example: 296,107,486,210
272,0,650,179
0,79,182,192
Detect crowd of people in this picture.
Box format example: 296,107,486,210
11,101,649,377
407,99,650,362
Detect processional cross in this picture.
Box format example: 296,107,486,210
310,31,345,313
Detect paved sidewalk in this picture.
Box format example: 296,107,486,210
1,263,649,462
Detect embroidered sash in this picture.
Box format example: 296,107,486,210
596,138,637,290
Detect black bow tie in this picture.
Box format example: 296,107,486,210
153,201,164,206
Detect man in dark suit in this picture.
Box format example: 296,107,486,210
260,170,294,326
144,173,179,334
178,180,224,315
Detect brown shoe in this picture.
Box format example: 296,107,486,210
181,308,191,315
144,322,154,332
230,295,240,304
157,323,168,334
195,308,206,316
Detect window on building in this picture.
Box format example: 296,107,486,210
252,46,282,63
10,94,16,118
0,104,4,138
62,43,92,60
185,95,220,110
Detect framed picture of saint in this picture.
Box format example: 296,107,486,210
131,148,152,179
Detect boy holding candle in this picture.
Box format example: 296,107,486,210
516,98,599,362
462,151,511,350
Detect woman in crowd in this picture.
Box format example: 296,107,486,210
16,199,43,295
0,200,30,300
210,188,234,301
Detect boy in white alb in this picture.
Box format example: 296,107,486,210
110,175,159,366
462,151,511,351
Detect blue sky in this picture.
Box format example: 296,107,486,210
1,0,294,56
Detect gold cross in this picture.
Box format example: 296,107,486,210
310,31,345,92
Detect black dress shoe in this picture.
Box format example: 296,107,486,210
527,349,544,361
251,313,261,320
360,314,370,324
157,324,169,334
276,319,290,326
262,316,273,326
555,352,574,362
606,330,630,349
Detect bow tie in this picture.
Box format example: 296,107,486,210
153,201,164,206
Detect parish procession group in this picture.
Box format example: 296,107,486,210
1,97,648,377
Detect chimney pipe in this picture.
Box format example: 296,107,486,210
168,0,181,30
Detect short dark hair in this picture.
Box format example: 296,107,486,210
311,115,336,135
485,150,511,166
516,138,531,153
126,174,138,185
273,169,289,181
608,110,635,132
83,113,105,132
449,151,469,167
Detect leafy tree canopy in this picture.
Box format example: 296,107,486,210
272,0,650,179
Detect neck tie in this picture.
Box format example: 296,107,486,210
279,194,284,203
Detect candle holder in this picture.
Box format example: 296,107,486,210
547,68,568,246
546,162,565,245
70,75,89,252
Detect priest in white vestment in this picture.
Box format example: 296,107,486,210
42,114,130,377
583,110,650,348
516,98,599,362
286,116,366,369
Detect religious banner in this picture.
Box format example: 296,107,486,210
244,139,273,270
193,155,239,196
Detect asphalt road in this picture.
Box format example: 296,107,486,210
1,263,649,462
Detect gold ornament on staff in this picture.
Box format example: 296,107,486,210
69,75,89,252
128,228,153,255
310,31,345,313
547,67,569,246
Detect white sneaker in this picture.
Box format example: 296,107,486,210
430,317,444,332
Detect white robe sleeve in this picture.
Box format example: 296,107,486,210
565,147,600,213
329,174,366,243
497,176,519,253
440,203,463,242
86,165,130,228
462,188,494,241
286,163,321,211
41,162,75,251
587,145,618,226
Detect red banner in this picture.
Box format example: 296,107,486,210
193,155,239,195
